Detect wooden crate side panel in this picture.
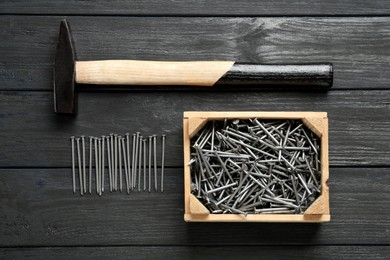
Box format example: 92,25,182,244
183,118,191,216
185,214,331,222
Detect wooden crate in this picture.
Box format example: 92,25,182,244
183,111,330,222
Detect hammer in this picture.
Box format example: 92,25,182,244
54,20,333,114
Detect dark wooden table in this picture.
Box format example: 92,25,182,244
1,1,390,259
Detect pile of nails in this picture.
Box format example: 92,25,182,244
70,133,166,196
190,119,321,215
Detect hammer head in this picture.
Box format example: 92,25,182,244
54,19,76,114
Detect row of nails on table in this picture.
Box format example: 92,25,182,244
71,133,166,195
190,119,321,215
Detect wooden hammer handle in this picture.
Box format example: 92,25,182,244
75,60,333,88
76,60,234,86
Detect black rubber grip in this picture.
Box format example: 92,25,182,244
215,63,333,90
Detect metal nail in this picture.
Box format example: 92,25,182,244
71,136,76,194
110,133,114,190
305,157,319,187
118,135,123,192
220,204,247,216
81,136,86,193
206,182,237,194
114,134,118,191
101,135,105,193
143,139,147,191
89,136,93,194
106,136,112,192
131,133,136,190
153,135,157,191
121,137,129,193
211,122,215,151
297,173,312,195
76,137,83,196
94,137,99,194
148,136,152,192
126,133,131,190
98,138,102,196
138,136,143,192
253,119,279,145
134,132,140,188
302,128,318,155
161,135,166,192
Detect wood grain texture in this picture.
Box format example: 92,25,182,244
304,195,325,215
0,91,389,167
0,168,389,246
1,1,390,256
1,16,390,90
1,246,390,260
188,117,208,139
1,0,390,15
189,194,210,215
302,117,324,138
75,60,234,86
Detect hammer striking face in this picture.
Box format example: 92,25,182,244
53,20,333,115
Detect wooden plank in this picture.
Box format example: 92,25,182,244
1,0,390,15
0,168,389,246
0,90,389,167
1,16,390,90
1,246,389,259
